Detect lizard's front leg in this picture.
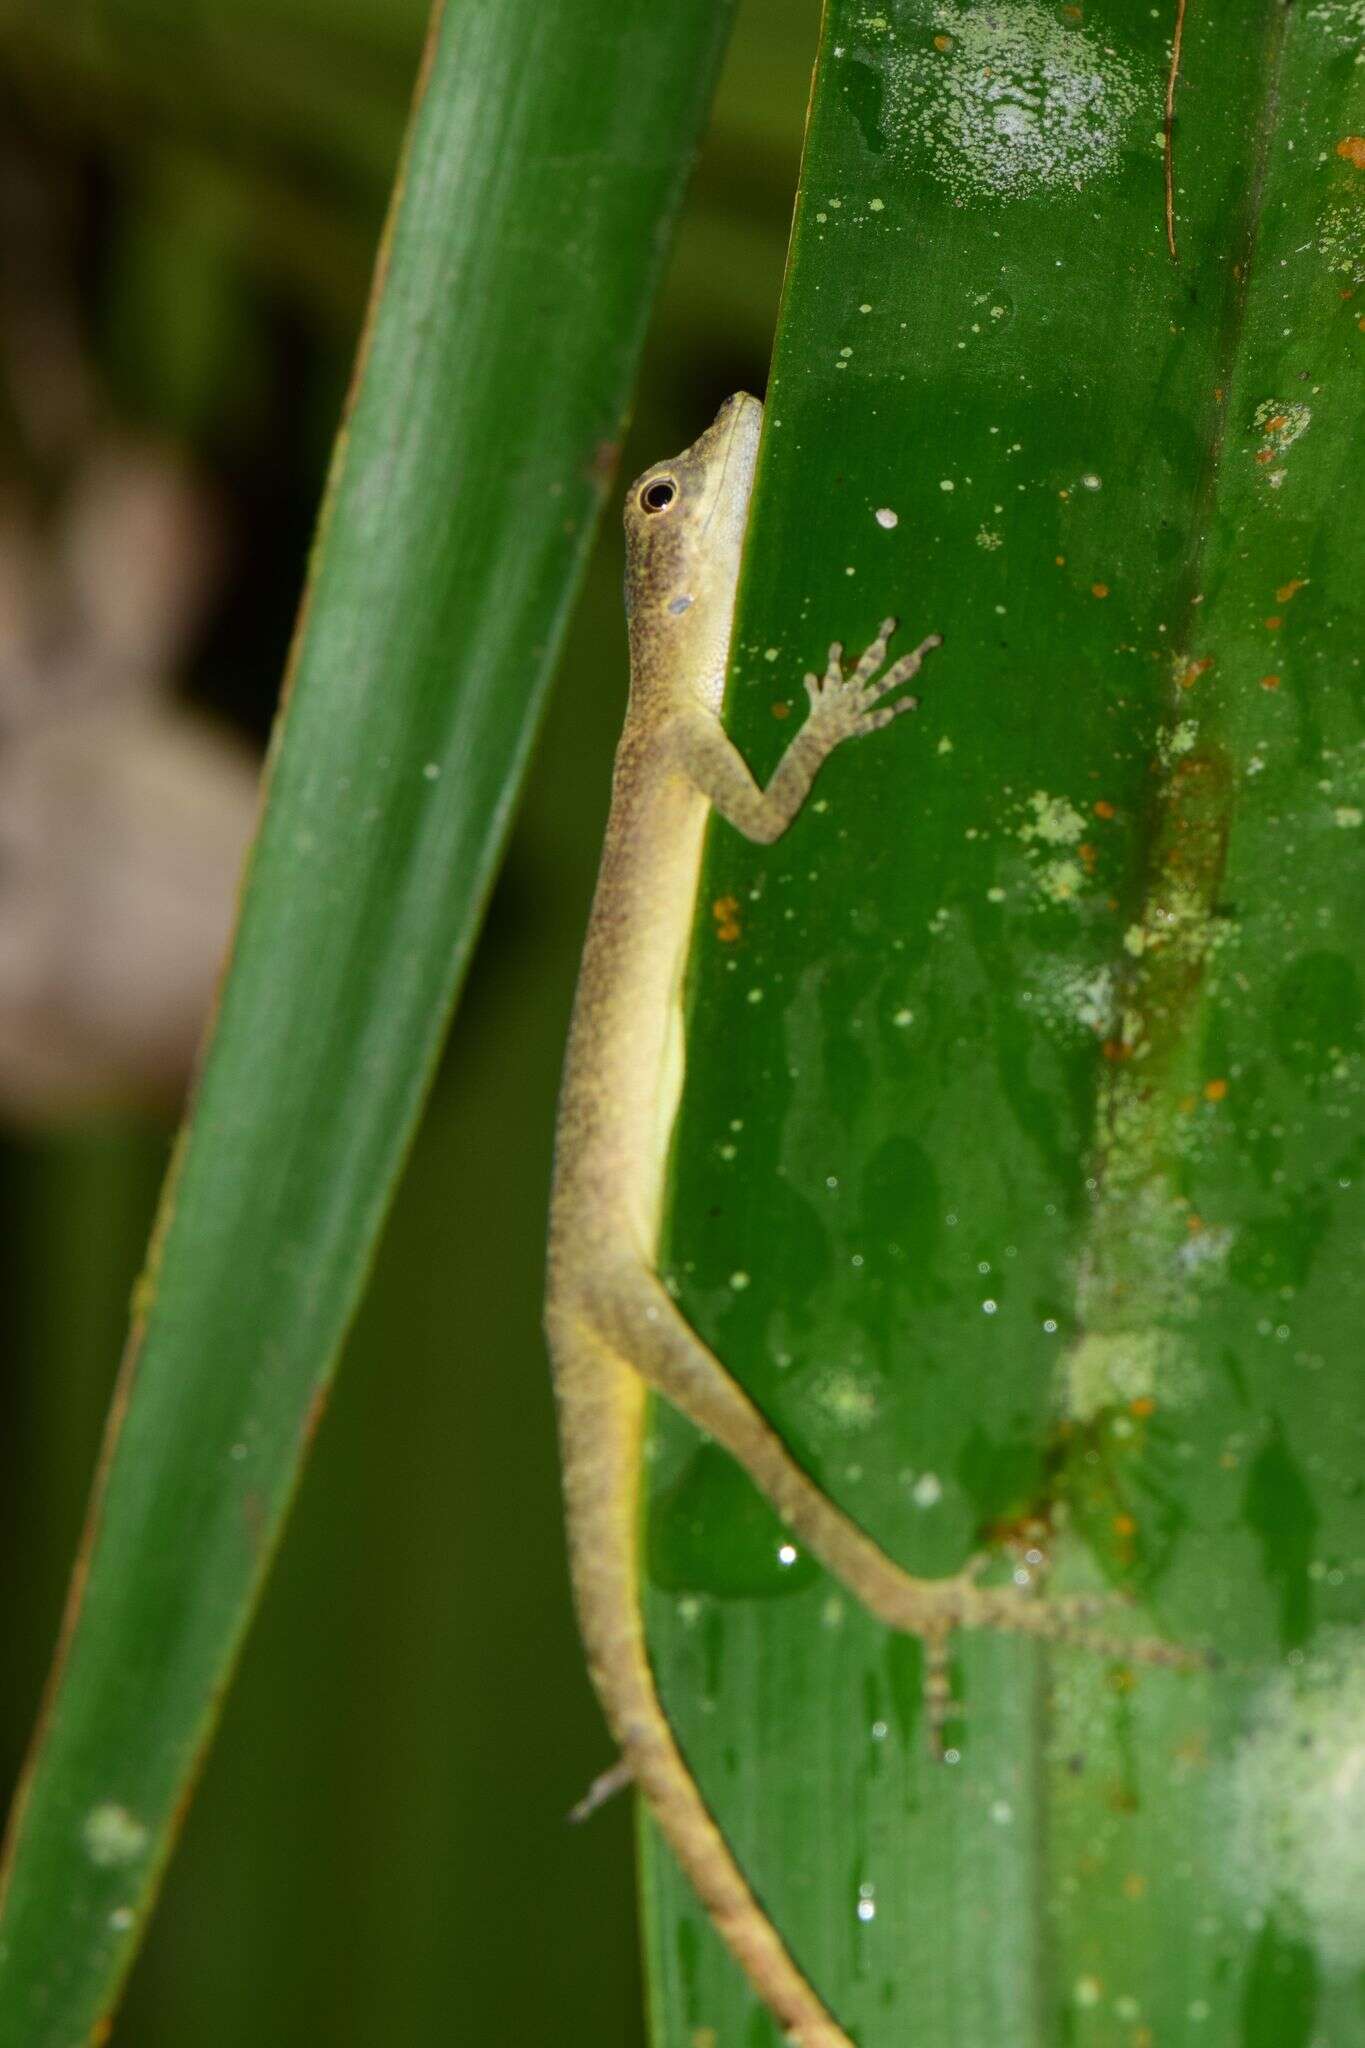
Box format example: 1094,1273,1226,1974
673,618,940,841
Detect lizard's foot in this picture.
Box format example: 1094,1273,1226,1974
934,1564,1208,1671
567,1754,633,1824
914,1562,1209,1756
803,617,941,742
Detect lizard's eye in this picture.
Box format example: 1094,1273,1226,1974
640,477,677,514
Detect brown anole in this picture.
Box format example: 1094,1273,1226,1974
545,393,1198,2047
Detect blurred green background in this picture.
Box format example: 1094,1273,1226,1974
0,2,819,2037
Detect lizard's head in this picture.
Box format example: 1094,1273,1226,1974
622,393,762,705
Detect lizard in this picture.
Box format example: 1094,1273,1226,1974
544,392,1201,2048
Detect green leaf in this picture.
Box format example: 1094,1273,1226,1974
644,2,1364,2043
0,3,738,2040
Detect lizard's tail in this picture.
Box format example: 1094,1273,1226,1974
548,1311,854,2048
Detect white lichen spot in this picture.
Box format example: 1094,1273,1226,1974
1040,858,1084,902
1074,1976,1103,2008
875,506,900,528
987,885,1007,903
893,1006,914,1026
1253,398,1312,449
1226,1631,1365,1976
1176,1224,1234,1278
729,1271,750,1291
1064,1328,1199,1420
1157,719,1199,764
882,2,1158,200
1037,962,1116,1038
912,1471,943,1508
811,1369,881,1430
940,477,956,491
1307,0,1365,38
937,735,954,755
868,196,886,211
83,1804,149,1869
1317,197,1365,285
1018,790,1087,846
1334,805,1363,828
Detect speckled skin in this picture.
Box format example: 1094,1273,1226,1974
544,395,1198,2047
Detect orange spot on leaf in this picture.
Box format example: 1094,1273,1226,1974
771,700,791,719
1091,581,1110,598
1336,136,1365,169
1094,798,1116,819
1264,615,1282,631
712,896,742,944
1275,578,1307,603
1203,1077,1228,1102
1260,674,1281,691
1179,656,1213,689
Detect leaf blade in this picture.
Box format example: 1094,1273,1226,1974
644,2,1364,2042
0,4,738,2040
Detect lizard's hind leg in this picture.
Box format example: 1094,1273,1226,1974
595,1263,1208,1681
